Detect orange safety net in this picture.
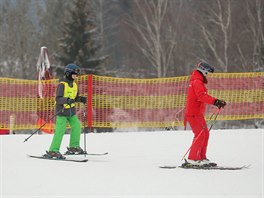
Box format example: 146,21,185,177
0,78,57,131
0,72,263,131
91,75,188,128
0,76,89,131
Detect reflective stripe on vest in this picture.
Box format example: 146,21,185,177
60,82,78,109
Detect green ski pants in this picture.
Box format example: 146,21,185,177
49,115,81,152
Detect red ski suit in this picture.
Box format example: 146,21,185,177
184,70,216,161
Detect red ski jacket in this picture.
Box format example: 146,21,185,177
184,70,216,122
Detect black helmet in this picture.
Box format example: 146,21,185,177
197,62,214,76
64,63,80,80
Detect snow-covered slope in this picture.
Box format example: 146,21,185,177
1,129,263,198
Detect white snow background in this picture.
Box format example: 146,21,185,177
0,129,263,198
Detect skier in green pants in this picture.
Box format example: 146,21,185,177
44,63,87,159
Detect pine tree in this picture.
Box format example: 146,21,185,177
56,0,105,75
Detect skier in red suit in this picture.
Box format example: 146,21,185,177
184,62,226,166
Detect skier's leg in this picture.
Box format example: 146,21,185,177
49,116,67,152
187,116,207,161
68,115,81,148
200,117,209,159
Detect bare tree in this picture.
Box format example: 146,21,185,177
0,0,263,79
231,0,264,72
36,0,69,54
127,0,179,77
245,0,264,71
91,0,121,74
0,0,40,79
197,0,231,72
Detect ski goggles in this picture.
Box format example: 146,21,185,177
72,69,81,75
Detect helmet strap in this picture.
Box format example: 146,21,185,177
65,71,74,81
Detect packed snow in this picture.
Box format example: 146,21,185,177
0,129,263,198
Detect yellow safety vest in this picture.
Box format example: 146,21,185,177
60,82,78,109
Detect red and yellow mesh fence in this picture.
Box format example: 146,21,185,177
0,72,263,131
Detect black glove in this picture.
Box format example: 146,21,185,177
80,96,87,104
214,99,226,109
67,98,75,105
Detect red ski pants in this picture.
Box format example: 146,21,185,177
187,115,209,161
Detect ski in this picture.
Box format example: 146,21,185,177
64,152,108,156
159,165,250,170
160,166,178,169
28,155,88,163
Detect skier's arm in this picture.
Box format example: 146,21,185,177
75,92,87,104
193,80,216,105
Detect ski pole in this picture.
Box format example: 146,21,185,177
207,108,221,131
24,105,68,142
83,106,87,157
181,108,221,161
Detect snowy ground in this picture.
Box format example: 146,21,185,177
0,129,263,198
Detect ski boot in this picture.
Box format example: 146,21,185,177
181,158,209,168
43,151,66,159
65,147,87,155
202,158,217,167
